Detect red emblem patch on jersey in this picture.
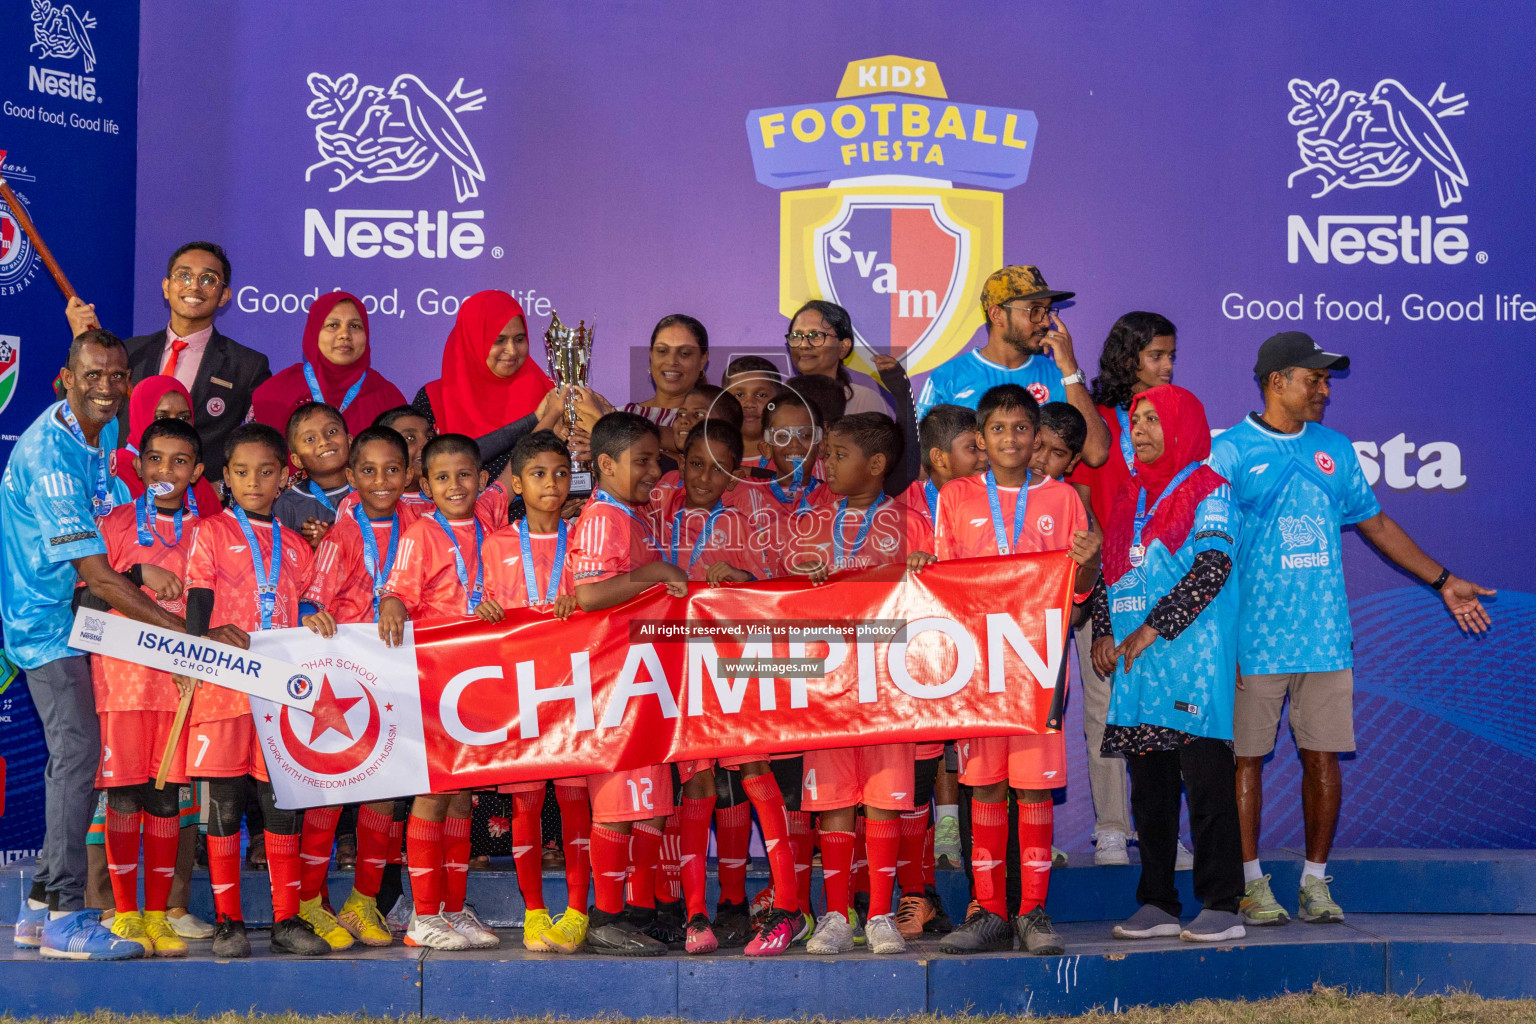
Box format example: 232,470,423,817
1314,451,1335,475
1027,382,1051,403
1037,513,1055,533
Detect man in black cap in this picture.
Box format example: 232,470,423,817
1209,331,1494,927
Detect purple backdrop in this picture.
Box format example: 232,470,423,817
132,0,1535,850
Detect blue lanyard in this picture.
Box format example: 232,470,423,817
833,496,888,569
303,362,365,413
352,505,400,621
184,486,199,517
432,512,484,614
58,401,112,517
984,469,1032,555
135,493,183,547
924,479,940,524
669,502,726,570
307,480,345,512
769,458,817,514
520,519,568,605
233,507,282,630
1132,462,1202,551
1117,407,1136,472
592,489,653,531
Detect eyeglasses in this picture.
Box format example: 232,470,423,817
765,426,821,446
785,330,839,347
1001,303,1055,324
170,268,224,290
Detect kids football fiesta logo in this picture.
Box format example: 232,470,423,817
747,56,1037,374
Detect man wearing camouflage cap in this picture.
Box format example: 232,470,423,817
916,265,1109,467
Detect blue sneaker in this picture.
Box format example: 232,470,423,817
39,910,145,960
14,895,46,948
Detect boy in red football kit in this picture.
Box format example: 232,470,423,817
775,413,932,956
471,431,590,954
734,390,834,521
923,384,1100,956
80,419,203,956
377,433,501,950
181,423,329,958
569,412,688,956
299,425,422,949
373,406,437,514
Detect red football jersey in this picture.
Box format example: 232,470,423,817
569,494,662,585
779,497,932,577
656,489,776,582
306,504,423,624
185,509,315,723
481,519,575,608
900,478,944,534
383,515,486,623
91,502,196,713
934,474,1087,561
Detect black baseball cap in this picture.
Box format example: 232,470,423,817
1253,331,1350,380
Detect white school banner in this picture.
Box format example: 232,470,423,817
248,624,431,808
69,611,319,713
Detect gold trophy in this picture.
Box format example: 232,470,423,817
543,311,596,496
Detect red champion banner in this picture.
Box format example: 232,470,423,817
413,553,1076,791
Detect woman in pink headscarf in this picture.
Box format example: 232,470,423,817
249,291,407,435
110,374,223,516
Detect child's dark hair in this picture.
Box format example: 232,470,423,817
349,425,409,469
224,422,287,465
373,405,431,431
1038,402,1087,457
285,400,345,442
829,412,902,477
509,430,570,477
687,384,744,430
139,417,203,464
591,411,661,471
918,404,978,473
975,383,1041,430
781,374,847,424
762,388,818,433
421,433,482,475
724,355,782,384
684,418,745,466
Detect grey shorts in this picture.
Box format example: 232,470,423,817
1233,669,1355,757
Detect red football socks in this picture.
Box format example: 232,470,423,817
299,805,341,902
103,805,142,913
897,807,929,895
852,816,870,898
554,784,591,914
406,815,444,915
206,833,243,921
679,796,715,919
659,813,682,904
442,815,472,914
971,799,1010,918
742,773,799,913
353,805,393,899
714,801,751,905
265,830,303,921
511,791,546,911
820,829,856,917
627,822,663,909
386,816,405,865
1018,799,1054,916
589,824,629,915
141,812,180,913
788,810,815,915
864,817,901,918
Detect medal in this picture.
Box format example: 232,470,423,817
1131,462,1202,565
353,505,400,621
135,493,184,548
670,502,726,571
233,507,282,630
520,518,568,605
431,512,484,615
984,469,1032,555
833,496,888,569
58,400,113,517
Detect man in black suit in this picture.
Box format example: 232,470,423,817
67,241,270,481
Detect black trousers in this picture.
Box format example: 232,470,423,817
1126,737,1243,916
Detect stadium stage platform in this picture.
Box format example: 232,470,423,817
4,849,1533,1019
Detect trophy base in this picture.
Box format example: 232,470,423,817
568,470,594,498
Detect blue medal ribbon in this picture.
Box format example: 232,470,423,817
669,502,726,571
135,493,183,548
769,458,818,514
520,518,568,606
592,489,653,530
233,506,282,630
184,487,199,517
833,496,889,569
352,504,401,621
1117,407,1136,472
923,478,940,524
58,400,113,517
1129,461,1202,566
431,511,484,614
984,469,1032,555
303,361,365,413
307,480,343,512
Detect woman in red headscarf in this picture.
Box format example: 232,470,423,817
110,374,223,516
249,291,407,436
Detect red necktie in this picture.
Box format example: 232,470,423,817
162,338,189,378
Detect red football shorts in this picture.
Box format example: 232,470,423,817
587,764,673,823
498,776,586,795
186,715,268,782
674,758,714,784
916,741,944,760
97,710,187,788
802,743,916,812
956,733,1067,790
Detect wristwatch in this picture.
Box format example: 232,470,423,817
1060,369,1086,388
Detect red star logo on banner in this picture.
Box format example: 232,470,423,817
307,675,363,744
